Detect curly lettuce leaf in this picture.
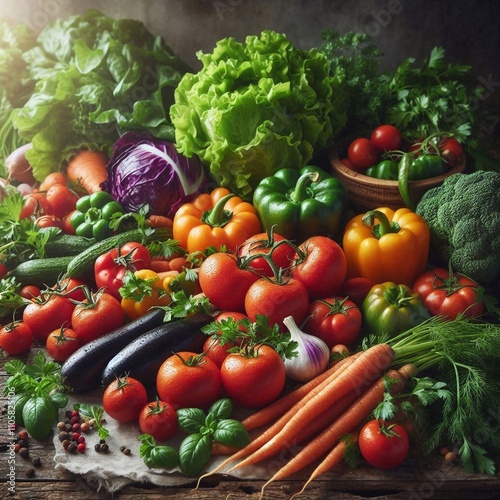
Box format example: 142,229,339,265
171,30,346,199
10,9,190,181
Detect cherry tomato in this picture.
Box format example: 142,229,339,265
156,351,222,410
71,291,124,344
412,267,484,320
370,125,402,152
103,375,148,422
62,211,77,235
199,252,260,312
46,325,81,363
291,236,347,300
138,399,178,442
45,184,79,219
359,419,410,469
238,231,296,277
304,297,362,348
439,137,464,167
202,311,248,369
19,285,41,300
244,277,309,331
221,344,286,408
39,172,68,191
35,215,64,229
338,277,376,308
348,138,378,169
0,321,33,355
0,262,7,280
23,294,75,341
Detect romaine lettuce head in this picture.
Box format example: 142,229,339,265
170,30,346,199
101,132,206,218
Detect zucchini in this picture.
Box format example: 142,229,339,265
45,234,97,257
101,314,213,388
66,227,172,279
8,256,74,287
61,308,166,393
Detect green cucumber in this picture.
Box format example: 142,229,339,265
66,227,172,279
45,234,97,257
9,256,74,287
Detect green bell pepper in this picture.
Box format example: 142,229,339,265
365,160,398,180
408,154,444,180
362,281,430,337
70,191,125,240
252,166,348,243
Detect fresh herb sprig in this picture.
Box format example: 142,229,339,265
73,403,110,440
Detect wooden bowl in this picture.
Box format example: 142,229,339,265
329,148,466,213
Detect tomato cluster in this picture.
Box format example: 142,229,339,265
20,172,79,232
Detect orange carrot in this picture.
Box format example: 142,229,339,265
259,363,418,495
241,350,361,432
150,259,173,274
196,350,363,486
228,343,395,473
147,214,173,229
290,434,358,500
66,150,108,194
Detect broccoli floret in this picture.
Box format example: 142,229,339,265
416,170,500,285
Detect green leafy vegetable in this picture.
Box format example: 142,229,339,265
171,30,346,199
138,433,179,469
9,9,190,181
74,403,109,440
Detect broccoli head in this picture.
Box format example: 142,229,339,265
416,170,500,285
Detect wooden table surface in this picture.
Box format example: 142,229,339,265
2,358,500,500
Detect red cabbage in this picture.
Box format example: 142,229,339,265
101,132,206,218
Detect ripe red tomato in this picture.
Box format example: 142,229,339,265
0,321,33,355
23,294,75,341
244,277,309,331
291,236,347,300
103,375,148,422
46,326,81,363
138,400,178,442
19,285,41,300
156,351,222,410
39,172,68,191
338,277,376,308
359,419,410,469
199,252,260,312
304,297,362,348
45,184,79,219
94,242,152,300
221,344,286,408
71,291,124,344
53,277,87,302
412,267,484,320
35,215,64,229
202,311,248,369
238,231,296,277
370,125,402,152
347,138,377,169
439,137,464,167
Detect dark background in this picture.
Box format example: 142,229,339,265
2,0,500,110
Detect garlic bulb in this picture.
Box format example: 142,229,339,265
282,315,330,382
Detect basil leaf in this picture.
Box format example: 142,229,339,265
208,398,233,420
214,419,250,448
179,433,212,477
22,396,57,440
177,408,206,434
148,446,179,469
50,392,68,409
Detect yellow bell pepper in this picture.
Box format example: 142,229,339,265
120,269,172,320
342,207,430,287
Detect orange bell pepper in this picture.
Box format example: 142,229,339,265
120,269,172,320
172,187,261,253
342,207,430,287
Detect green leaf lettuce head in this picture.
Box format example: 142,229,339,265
10,9,191,182
170,30,347,199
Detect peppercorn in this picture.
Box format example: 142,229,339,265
25,468,35,478
58,431,71,442
32,457,42,467
19,447,30,459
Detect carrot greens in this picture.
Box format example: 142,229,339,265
364,315,500,474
